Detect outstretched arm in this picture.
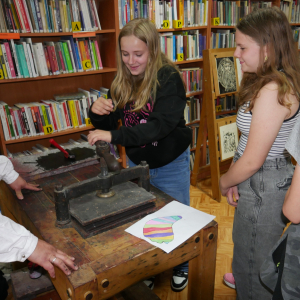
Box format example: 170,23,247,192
0,214,78,278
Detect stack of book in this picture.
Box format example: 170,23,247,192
180,67,203,94
0,0,101,33
0,37,103,80
119,0,208,29
0,87,109,141
160,30,206,62
211,0,272,26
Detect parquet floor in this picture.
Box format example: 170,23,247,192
153,178,237,300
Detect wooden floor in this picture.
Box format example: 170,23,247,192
153,179,237,300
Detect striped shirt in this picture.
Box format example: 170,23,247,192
236,101,300,159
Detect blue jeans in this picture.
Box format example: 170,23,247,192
232,152,294,300
129,147,190,272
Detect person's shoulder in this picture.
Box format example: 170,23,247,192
256,81,279,100
157,65,180,83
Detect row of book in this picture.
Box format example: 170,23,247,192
210,30,235,49
0,87,108,141
215,94,237,112
118,0,208,29
180,67,203,94
7,138,120,159
211,0,272,26
160,30,206,62
0,36,103,80
184,95,202,124
281,1,300,24
0,0,101,33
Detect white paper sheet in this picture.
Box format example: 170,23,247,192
125,201,216,253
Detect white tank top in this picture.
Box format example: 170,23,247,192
236,101,300,159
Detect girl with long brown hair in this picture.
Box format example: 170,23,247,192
220,7,300,299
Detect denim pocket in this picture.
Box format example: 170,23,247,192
236,178,262,223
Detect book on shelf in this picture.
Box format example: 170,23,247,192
180,67,203,93
211,0,272,26
0,87,108,141
160,30,206,62
118,0,208,29
0,0,101,32
0,37,103,80
210,29,235,49
184,95,202,124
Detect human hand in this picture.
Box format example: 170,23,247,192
226,186,239,207
28,239,78,278
88,130,112,145
91,97,114,115
9,176,41,200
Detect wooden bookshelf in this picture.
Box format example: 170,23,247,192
0,0,122,161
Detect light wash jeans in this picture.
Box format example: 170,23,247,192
232,152,294,300
129,147,190,272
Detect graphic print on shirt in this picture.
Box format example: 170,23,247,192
143,216,182,244
123,102,158,147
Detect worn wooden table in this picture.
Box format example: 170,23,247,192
0,164,218,300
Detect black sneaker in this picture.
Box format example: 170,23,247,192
171,270,188,292
143,277,155,290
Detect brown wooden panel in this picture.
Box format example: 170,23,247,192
89,234,207,299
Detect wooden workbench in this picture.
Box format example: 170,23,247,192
0,164,218,300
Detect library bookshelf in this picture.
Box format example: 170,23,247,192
0,0,291,172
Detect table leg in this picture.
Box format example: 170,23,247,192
188,222,218,300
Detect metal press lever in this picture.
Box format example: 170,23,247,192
81,134,121,173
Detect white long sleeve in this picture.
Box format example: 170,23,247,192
0,214,38,262
0,156,19,184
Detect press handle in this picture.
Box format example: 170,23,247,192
49,139,69,158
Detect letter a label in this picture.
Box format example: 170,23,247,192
72,22,81,32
